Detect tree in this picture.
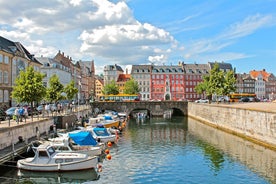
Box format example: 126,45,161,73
222,70,236,96
11,66,46,107
124,78,140,94
195,63,236,102
46,74,64,103
64,80,78,101
102,80,119,95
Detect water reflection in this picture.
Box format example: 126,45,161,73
17,168,100,183
188,117,276,183
196,140,225,174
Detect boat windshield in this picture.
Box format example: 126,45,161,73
47,147,55,156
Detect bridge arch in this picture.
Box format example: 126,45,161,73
90,101,188,117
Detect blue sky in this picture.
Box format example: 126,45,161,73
0,0,275,75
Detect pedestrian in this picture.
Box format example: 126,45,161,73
18,107,24,122
23,106,28,119
14,105,19,123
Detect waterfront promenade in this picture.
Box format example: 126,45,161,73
215,101,276,113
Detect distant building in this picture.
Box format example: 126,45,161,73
95,75,104,101
117,74,131,94
131,65,151,101
36,56,72,88
250,69,276,99
182,62,210,101
104,64,124,85
235,73,255,94
0,36,42,107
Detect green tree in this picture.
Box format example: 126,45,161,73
208,63,225,98
11,66,46,107
222,70,236,96
46,74,64,103
102,80,119,95
64,80,78,101
124,78,140,94
195,63,236,102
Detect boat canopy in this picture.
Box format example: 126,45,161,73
69,131,98,146
104,115,113,120
93,127,110,136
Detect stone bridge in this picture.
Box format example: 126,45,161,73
90,101,188,117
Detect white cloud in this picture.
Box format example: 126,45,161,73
183,14,274,60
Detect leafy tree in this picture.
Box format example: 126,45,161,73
46,74,64,103
195,63,236,102
64,80,78,101
102,80,119,95
208,63,225,98
124,77,140,94
11,66,46,107
222,70,236,96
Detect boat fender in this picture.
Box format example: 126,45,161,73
58,163,61,171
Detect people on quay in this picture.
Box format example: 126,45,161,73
23,106,28,119
14,105,19,123
45,103,50,116
18,106,25,122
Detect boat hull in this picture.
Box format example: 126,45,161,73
17,156,98,172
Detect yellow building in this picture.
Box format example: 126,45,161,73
0,36,42,108
95,76,104,101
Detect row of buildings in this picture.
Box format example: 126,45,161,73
0,36,95,108
103,63,276,101
1,36,276,108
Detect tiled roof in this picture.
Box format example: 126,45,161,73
250,70,270,81
0,36,41,65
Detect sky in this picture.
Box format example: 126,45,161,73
0,0,275,75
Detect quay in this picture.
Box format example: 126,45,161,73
0,105,91,165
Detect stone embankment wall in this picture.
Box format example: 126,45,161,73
0,119,52,150
188,103,276,150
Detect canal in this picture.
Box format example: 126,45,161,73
0,117,275,183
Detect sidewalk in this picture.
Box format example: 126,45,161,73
0,114,51,129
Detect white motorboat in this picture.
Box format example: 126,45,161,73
40,131,105,156
88,126,117,143
17,144,99,172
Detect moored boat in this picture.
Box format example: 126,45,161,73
17,144,99,172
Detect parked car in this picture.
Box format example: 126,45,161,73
239,97,250,102
195,99,209,103
36,105,44,114
0,109,6,121
5,107,17,119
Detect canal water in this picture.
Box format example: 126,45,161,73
0,117,275,184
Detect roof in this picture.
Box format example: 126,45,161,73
0,36,42,65
208,62,233,71
117,74,131,82
250,70,270,81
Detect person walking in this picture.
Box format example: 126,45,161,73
14,105,19,124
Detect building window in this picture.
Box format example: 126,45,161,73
0,54,3,63
4,90,9,102
0,90,3,102
4,56,9,64
0,70,2,83
3,71,8,84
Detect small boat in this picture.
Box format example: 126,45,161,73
17,144,99,172
89,127,117,143
44,131,105,156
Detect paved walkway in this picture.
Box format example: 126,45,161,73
0,114,52,129
212,102,276,113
